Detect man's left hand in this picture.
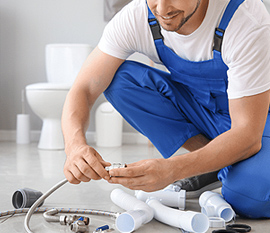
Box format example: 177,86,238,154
108,158,175,192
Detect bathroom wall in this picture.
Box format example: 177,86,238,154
0,0,144,140
2,0,269,141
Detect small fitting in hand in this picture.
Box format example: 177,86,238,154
70,220,88,232
105,163,126,171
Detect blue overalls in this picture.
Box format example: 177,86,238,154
104,0,270,218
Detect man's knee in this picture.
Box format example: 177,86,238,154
219,166,270,218
221,183,270,218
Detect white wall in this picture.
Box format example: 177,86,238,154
0,0,109,133
1,0,269,136
0,0,151,137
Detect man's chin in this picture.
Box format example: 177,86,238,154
161,24,182,33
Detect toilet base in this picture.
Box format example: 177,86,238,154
38,119,65,150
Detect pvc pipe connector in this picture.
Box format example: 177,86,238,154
110,189,154,233
135,189,186,210
12,188,43,209
163,184,181,192
199,191,235,222
147,198,209,233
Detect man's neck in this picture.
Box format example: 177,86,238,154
177,0,209,35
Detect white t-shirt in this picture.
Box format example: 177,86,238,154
98,0,270,99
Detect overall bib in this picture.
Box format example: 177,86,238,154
104,0,270,218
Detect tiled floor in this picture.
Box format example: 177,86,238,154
0,141,269,233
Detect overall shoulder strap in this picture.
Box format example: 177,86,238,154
147,0,246,53
213,0,245,52
147,6,163,41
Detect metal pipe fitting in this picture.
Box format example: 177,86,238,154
59,215,90,226
105,163,126,171
43,208,90,226
61,215,78,225
43,209,60,222
70,220,88,232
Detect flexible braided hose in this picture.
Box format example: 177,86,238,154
19,178,120,233
0,207,119,219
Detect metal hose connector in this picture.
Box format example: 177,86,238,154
43,208,60,222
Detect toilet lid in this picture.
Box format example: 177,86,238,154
26,83,72,90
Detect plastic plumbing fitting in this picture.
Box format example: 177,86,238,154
135,188,186,210
12,188,43,209
199,191,235,222
147,198,209,233
110,189,154,233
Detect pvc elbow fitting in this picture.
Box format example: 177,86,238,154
110,189,154,233
147,198,209,233
135,189,186,210
199,191,235,222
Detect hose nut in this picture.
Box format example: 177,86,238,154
59,215,66,225
70,220,88,232
61,215,77,225
78,216,90,225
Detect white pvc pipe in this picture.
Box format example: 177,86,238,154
199,191,235,222
135,189,186,210
147,199,209,233
110,189,154,233
163,184,181,192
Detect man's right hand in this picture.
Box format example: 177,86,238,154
63,145,111,184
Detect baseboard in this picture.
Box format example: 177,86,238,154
0,130,17,141
0,130,148,145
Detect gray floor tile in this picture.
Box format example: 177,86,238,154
0,142,269,232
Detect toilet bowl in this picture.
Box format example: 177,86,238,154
26,44,93,150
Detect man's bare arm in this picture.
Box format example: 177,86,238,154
62,47,124,184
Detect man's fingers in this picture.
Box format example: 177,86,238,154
65,172,81,184
109,175,157,191
83,154,110,179
100,160,112,167
64,145,112,183
109,177,142,186
109,165,144,177
65,169,91,184
76,161,101,180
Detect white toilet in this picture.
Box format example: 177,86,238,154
26,44,93,150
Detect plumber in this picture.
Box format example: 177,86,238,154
62,0,270,219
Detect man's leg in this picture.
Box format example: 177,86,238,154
104,60,225,197
218,134,270,218
104,61,201,158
